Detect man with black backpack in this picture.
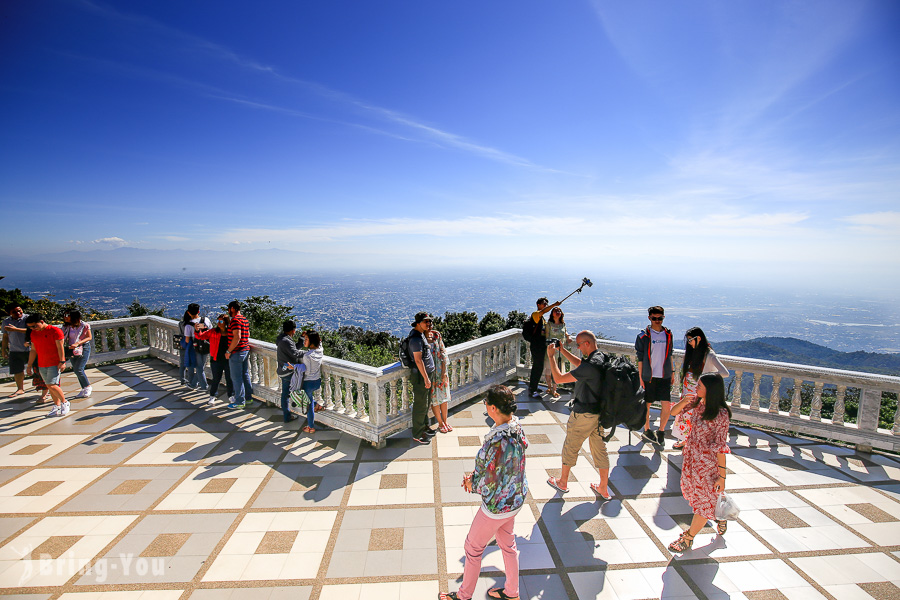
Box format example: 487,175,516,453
524,296,561,398
545,330,612,500
406,312,436,444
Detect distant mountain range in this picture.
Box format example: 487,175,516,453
715,337,900,376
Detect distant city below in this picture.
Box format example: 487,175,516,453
4,271,898,354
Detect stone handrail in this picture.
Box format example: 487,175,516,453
523,336,900,452
3,320,898,451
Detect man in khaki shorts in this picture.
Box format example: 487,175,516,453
545,330,612,500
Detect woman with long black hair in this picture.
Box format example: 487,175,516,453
668,373,732,552
672,327,729,449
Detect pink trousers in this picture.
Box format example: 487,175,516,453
457,508,519,600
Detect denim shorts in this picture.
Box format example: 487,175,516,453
38,366,62,386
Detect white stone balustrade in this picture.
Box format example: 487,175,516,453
3,319,898,451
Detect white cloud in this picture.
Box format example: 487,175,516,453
91,237,129,248
841,211,900,234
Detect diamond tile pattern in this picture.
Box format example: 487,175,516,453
0,358,897,600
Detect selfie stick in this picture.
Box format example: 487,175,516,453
557,277,593,306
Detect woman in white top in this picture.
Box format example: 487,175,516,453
673,327,729,449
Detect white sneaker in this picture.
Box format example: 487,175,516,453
74,388,87,399
83,386,92,397
61,401,71,416
207,396,218,404
228,396,235,404
47,405,61,417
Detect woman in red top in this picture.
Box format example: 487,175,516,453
193,314,234,405
668,372,731,552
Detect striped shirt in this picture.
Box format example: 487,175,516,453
228,314,250,352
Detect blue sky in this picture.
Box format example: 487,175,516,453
1,0,899,290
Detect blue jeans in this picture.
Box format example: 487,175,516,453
70,342,92,388
280,376,293,421
187,351,209,390
228,350,252,405
303,379,322,429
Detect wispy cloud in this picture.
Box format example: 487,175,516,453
73,0,551,171
842,211,900,234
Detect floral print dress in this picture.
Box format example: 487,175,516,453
430,336,450,405
681,405,731,519
472,416,529,515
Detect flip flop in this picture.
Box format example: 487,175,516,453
438,592,461,600
547,476,569,494
487,588,519,599
590,483,612,501
8,390,25,398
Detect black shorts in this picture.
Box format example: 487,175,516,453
7,351,29,375
644,377,672,404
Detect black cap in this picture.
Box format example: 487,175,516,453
411,311,433,326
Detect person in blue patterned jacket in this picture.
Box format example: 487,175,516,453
440,384,528,600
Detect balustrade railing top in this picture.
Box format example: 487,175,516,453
2,318,898,451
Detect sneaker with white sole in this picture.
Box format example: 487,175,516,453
207,396,218,404
61,401,71,416
74,388,87,399
83,386,92,397
228,396,235,404
47,405,61,417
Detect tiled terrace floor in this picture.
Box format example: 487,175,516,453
1,358,899,600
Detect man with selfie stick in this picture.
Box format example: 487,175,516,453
527,297,561,398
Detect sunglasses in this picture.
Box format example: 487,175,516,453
650,316,664,321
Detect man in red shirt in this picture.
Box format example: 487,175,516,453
225,300,253,409
25,313,69,417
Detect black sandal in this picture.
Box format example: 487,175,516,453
487,588,519,600
668,530,694,552
438,592,460,600
717,519,728,535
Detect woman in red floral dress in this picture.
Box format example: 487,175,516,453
668,372,731,552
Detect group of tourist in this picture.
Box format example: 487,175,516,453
4,298,735,600
2,303,95,417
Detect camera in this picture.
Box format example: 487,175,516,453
547,338,561,348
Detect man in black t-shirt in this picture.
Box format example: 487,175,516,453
545,330,612,500
407,312,436,444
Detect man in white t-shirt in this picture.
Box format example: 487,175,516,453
634,306,674,446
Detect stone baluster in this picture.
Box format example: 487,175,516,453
400,375,410,412
451,359,459,390
809,381,824,422
321,373,333,409
893,395,900,435
857,388,882,433
832,384,847,425
769,375,782,414
344,377,356,417
524,344,532,369
790,379,803,417
124,327,133,349
731,371,742,407
359,382,369,420
749,373,762,411
112,328,122,351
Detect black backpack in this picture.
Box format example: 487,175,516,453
399,332,418,368
521,315,543,343
599,355,647,442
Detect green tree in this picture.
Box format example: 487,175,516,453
223,296,295,344
505,310,527,329
127,298,166,317
479,311,506,336
0,288,30,317
434,311,479,346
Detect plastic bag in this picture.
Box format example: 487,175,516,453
290,389,310,413
715,492,740,521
